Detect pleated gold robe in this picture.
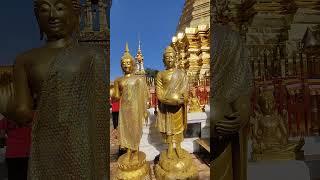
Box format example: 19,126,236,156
118,75,149,150
156,69,188,143
28,43,109,179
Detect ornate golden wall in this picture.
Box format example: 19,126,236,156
171,0,210,85
171,25,210,85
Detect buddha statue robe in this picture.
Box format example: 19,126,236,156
156,69,189,143
117,75,149,150
28,43,109,179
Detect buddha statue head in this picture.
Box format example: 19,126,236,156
34,0,81,41
121,43,135,75
258,90,276,115
163,46,176,70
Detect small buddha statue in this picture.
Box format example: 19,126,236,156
189,88,202,113
112,43,151,179
251,90,305,160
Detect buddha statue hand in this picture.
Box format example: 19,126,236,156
171,93,185,104
215,112,241,135
163,95,184,106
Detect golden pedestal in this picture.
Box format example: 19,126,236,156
115,151,151,180
252,150,305,161
155,149,199,180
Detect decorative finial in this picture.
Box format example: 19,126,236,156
135,39,144,63
121,42,134,62
125,42,129,52
138,40,141,51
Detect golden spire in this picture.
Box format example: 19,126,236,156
125,42,129,52
121,42,134,61
138,40,142,52
135,40,144,63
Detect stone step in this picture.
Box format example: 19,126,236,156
196,138,210,153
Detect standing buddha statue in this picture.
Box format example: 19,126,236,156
112,43,150,180
5,0,109,178
211,0,253,179
155,46,198,179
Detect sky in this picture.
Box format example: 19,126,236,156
0,1,42,65
110,0,185,80
0,0,185,81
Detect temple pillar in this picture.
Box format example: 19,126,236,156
185,27,201,85
311,91,318,134
84,1,93,31
198,25,210,81
99,1,107,32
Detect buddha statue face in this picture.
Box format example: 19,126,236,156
34,0,80,40
121,58,135,75
259,93,276,115
163,46,176,69
163,52,176,69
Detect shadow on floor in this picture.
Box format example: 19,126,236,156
0,160,7,180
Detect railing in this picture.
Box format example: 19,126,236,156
249,42,320,136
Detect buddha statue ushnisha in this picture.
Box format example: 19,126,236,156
112,43,151,180
5,0,109,178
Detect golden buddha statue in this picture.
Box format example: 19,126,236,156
189,88,202,113
155,46,198,179
112,43,150,180
211,1,253,178
251,90,305,160
4,0,109,178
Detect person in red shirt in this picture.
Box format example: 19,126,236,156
111,99,120,129
0,113,31,180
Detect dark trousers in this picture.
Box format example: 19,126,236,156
112,112,119,129
6,157,29,180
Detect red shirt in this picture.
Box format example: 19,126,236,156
111,100,120,112
0,116,32,158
